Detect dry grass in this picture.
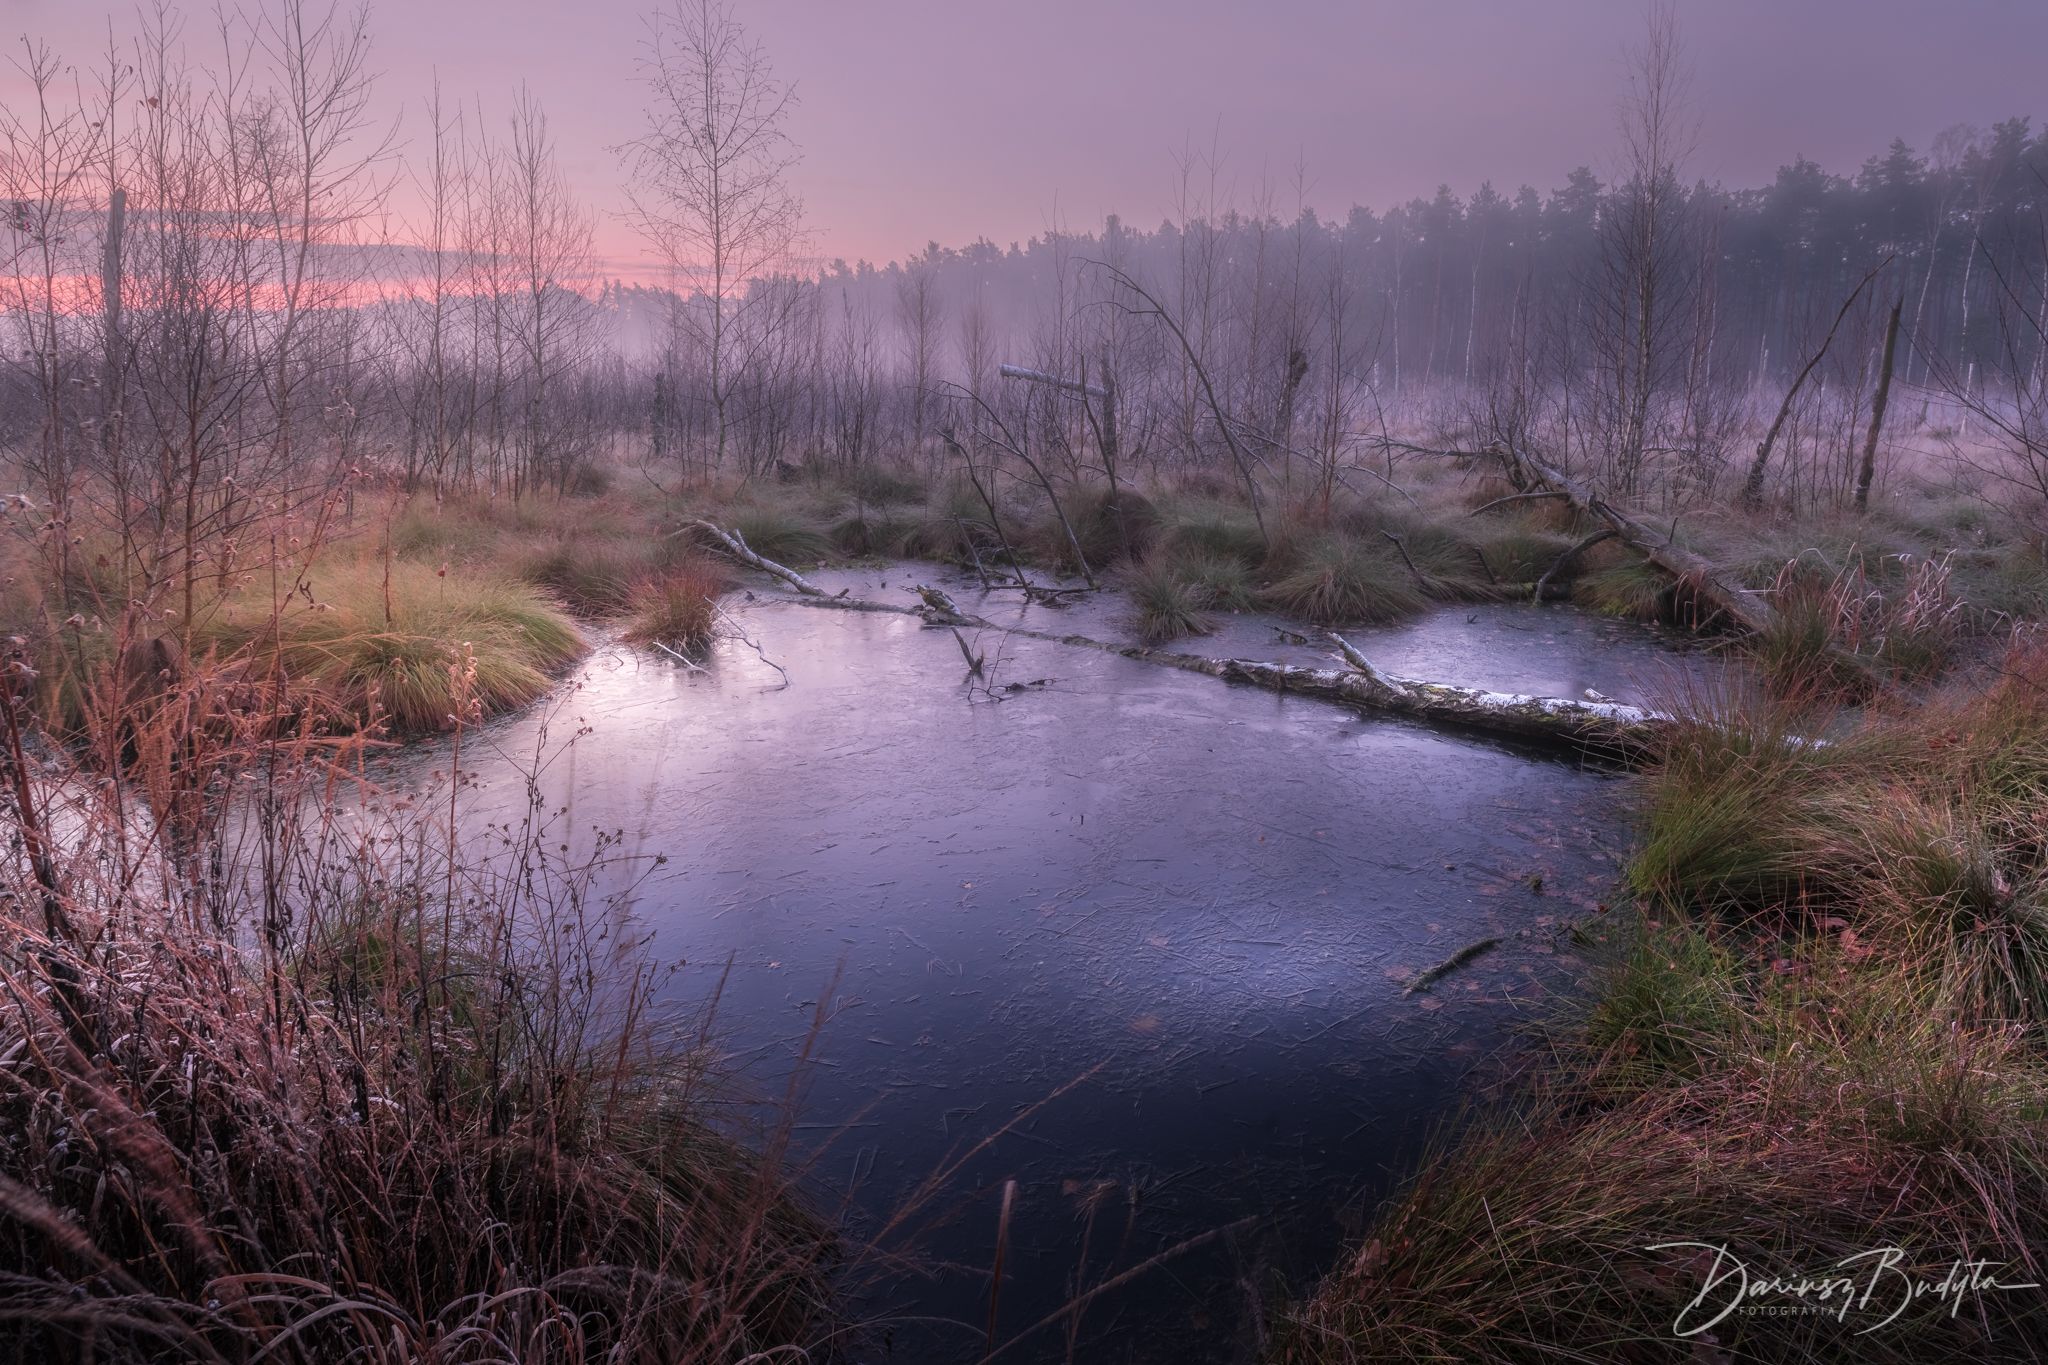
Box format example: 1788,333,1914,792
623,555,735,652
1281,638,2048,1363
1261,532,1431,626
0,640,835,1363
202,560,585,734
1749,553,1964,700
1125,554,1217,645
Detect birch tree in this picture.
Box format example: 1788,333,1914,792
624,0,801,470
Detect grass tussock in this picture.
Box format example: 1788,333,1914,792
1125,555,1217,644
1286,637,2048,1363
1261,532,1431,626
1748,554,1964,700
827,502,924,558
624,555,734,651
725,503,833,566
1153,497,1268,569
1578,558,1673,620
518,536,664,614
206,561,584,733
1277,994,2048,1362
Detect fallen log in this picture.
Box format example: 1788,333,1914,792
1206,655,1668,753
1496,447,1780,636
676,520,827,597
743,582,1669,754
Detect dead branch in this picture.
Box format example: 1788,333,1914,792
1739,255,1892,509
1497,446,1779,635
997,363,1108,400
1533,529,1618,602
1328,632,1412,699
760,584,1671,755
1404,937,1502,995
1467,490,1568,517
950,627,984,677
714,605,790,690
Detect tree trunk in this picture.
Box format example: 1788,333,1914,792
1500,446,1780,635
1855,299,1903,513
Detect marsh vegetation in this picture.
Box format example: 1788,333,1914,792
5,1,2048,1361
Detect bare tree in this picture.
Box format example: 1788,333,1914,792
1588,3,1698,494
393,79,463,490
894,254,943,472
502,87,597,497
624,0,801,470
1739,256,1890,508
0,39,108,586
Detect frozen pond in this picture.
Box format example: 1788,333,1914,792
381,575,1696,1362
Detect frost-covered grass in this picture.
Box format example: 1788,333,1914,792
1277,639,2048,1363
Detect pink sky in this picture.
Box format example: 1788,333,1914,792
5,0,2045,278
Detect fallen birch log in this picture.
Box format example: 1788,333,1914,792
744,582,1669,753
1201,655,1669,752
677,520,827,597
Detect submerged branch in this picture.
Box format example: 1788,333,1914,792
1404,936,1503,995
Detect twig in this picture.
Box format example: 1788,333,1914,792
714,605,790,691
648,640,707,673
1404,936,1502,995
1467,490,1568,517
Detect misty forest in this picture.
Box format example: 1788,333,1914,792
5,1,2048,1362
